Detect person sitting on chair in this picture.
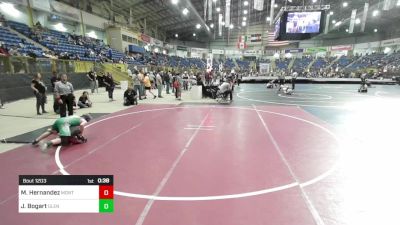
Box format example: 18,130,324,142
123,86,138,106
32,114,92,152
218,80,232,101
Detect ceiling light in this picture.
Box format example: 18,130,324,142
355,18,361,24
335,21,342,26
0,2,21,18
332,20,336,24
216,7,221,12
329,11,334,15
213,0,217,2
222,21,225,26
342,2,348,7
193,33,196,37
86,31,97,39
266,17,271,21
242,21,246,26
210,23,214,28
175,34,178,38
243,16,247,21
372,10,379,17
374,28,378,32
397,0,400,6
196,24,201,29
171,0,179,5
243,10,248,14
182,8,189,15
345,29,349,32
274,4,278,8
53,23,67,32
244,1,249,6
229,24,234,29
312,0,317,3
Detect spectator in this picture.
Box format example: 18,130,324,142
0,97,4,109
143,73,157,99
50,71,60,114
0,43,9,56
31,73,47,115
164,71,171,94
78,91,92,108
156,71,163,98
132,70,142,100
86,70,98,93
173,73,182,100
138,70,145,99
54,74,74,117
123,86,138,106
103,72,115,101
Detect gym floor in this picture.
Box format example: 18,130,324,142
1,83,400,225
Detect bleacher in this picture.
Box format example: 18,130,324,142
275,58,291,70
292,57,312,72
0,25,43,57
236,59,250,70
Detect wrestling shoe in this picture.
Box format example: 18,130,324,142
39,141,49,153
32,139,39,145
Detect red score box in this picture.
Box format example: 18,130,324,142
99,185,114,199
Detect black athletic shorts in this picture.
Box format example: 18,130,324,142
60,127,82,146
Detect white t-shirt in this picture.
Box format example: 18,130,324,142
219,82,231,93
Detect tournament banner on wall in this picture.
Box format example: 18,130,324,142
151,38,163,47
331,45,353,51
284,48,304,53
212,49,224,54
140,34,151,43
259,63,270,74
305,47,327,53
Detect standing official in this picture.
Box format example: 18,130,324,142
54,74,74,117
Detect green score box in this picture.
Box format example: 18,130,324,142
99,199,114,213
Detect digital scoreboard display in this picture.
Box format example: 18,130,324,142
18,175,113,213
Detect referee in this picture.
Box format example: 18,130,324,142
54,74,74,117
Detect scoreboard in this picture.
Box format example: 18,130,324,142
19,175,114,213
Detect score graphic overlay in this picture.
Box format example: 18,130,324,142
18,175,114,213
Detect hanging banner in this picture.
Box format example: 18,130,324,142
324,14,330,34
349,9,357,34
207,55,213,72
204,0,207,20
218,13,223,36
361,3,369,32
383,0,394,10
269,0,275,26
250,34,262,42
254,0,264,11
225,0,231,27
208,0,212,21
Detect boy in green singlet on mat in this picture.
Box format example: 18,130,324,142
32,114,92,152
